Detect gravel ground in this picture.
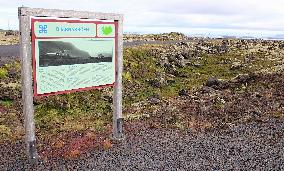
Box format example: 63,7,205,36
0,118,283,170
0,44,19,66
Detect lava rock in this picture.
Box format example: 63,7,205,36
205,77,222,87
178,89,189,96
235,73,258,84
201,86,215,94
176,55,186,68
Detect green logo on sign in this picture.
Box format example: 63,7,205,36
102,26,113,35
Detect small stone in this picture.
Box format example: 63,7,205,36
168,56,176,63
230,62,243,70
192,62,202,68
176,56,185,67
148,97,160,105
102,139,113,150
178,89,189,96
149,74,166,88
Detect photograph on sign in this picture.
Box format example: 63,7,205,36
31,18,117,96
38,39,113,67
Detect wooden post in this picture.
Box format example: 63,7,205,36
113,18,124,140
18,7,38,163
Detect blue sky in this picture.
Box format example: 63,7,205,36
1,0,284,37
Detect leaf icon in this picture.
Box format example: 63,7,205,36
102,26,113,35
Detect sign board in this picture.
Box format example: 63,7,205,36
19,7,124,163
31,18,118,96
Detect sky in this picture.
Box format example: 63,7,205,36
0,0,284,38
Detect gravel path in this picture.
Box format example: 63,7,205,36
1,118,284,170
0,44,19,57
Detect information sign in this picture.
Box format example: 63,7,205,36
31,18,117,96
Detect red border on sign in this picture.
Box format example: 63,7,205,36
31,18,118,97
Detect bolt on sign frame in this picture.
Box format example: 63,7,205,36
18,7,124,163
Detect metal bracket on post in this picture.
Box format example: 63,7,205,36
117,118,123,135
114,118,124,140
28,140,38,165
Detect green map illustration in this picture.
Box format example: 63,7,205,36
102,26,113,35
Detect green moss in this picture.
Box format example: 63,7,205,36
0,124,12,140
4,61,21,71
123,71,132,82
123,47,165,104
272,111,283,118
0,68,8,79
159,53,243,97
121,51,240,98
33,88,114,136
0,61,21,79
95,100,112,117
35,106,63,130
160,77,184,97
0,99,13,108
124,47,163,80
196,54,240,79
90,119,106,132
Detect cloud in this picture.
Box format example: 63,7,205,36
0,0,283,37
121,0,284,34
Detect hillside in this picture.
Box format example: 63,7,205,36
0,33,284,160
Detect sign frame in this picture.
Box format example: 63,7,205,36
18,7,124,163
31,18,118,96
